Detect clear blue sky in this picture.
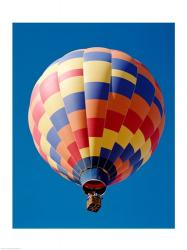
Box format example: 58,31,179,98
13,23,174,228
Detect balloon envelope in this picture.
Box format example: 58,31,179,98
28,47,165,202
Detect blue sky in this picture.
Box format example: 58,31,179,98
13,23,174,228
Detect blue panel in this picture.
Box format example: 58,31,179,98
132,159,143,172
98,157,108,168
90,156,99,167
112,58,137,76
129,149,141,166
63,92,85,113
72,168,80,179
100,157,117,178
108,165,118,183
73,157,93,177
120,144,134,162
134,74,155,105
100,147,111,159
85,82,109,100
108,143,124,162
83,157,92,168
47,128,61,149
72,164,82,178
56,163,67,176
49,147,61,165
80,168,109,185
84,52,111,62
72,158,89,179
76,159,85,170
153,96,163,116
50,108,69,131
77,159,85,170
111,76,134,98
59,50,84,62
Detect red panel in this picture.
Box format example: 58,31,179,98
67,142,82,162
74,128,89,148
67,156,76,167
67,157,76,167
105,110,124,132
32,126,48,162
124,109,142,133
152,142,158,153
59,69,83,81
84,181,105,189
40,72,60,102
32,100,45,125
150,128,160,152
30,84,39,103
140,116,155,141
33,125,41,145
87,118,105,137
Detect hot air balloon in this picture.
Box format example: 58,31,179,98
28,47,165,212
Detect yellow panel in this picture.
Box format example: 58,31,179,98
112,69,137,85
80,147,90,158
102,129,118,150
140,139,151,158
47,155,59,171
60,76,84,97
40,135,51,155
117,126,133,148
58,58,83,75
142,151,152,164
130,129,145,152
89,137,102,157
83,61,111,83
38,63,58,84
38,113,53,135
44,92,64,116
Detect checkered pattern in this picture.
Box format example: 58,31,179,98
28,47,165,186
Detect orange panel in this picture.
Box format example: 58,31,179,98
107,92,131,116
68,109,87,131
85,99,108,118
111,49,136,65
56,141,71,161
130,94,150,120
114,158,123,169
58,124,74,146
119,165,133,180
148,103,162,129
114,159,130,176
60,158,74,177
158,114,166,136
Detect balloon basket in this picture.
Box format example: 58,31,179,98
86,193,102,212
